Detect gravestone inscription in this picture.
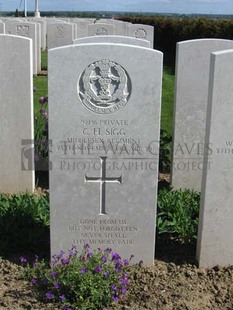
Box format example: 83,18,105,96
49,43,162,264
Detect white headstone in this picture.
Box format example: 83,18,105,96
0,22,5,34
73,35,150,48
6,21,39,75
127,24,154,48
49,43,162,264
171,39,233,192
0,34,34,193
88,23,115,36
73,20,89,38
47,23,74,49
197,49,233,268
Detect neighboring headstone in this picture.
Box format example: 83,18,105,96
73,19,89,38
127,24,154,48
0,34,34,193
49,43,163,264
96,19,131,36
32,19,46,50
88,23,115,36
0,22,5,34
47,22,74,49
171,39,233,192
7,21,39,74
196,49,233,268
73,35,150,48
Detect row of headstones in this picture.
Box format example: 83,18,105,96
170,38,233,268
0,17,154,73
1,33,233,268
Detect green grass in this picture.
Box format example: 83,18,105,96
161,65,175,136
33,76,48,113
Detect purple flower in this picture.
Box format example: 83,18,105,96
19,256,27,265
59,294,66,301
39,97,45,104
101,255,107,263
94,266,102,273
71,243,78,251
124,272,129,279
50,271,57,277
129,254,134,261
121,287,127,294
84,243,90,250
115,267,121,274
111,252,121,261
44,95,48,102
111,295,119,302
105,248,112,253
65,307,73,310
42,277,48,284
123,259,129,266
40,108,46,115
115,259,122,268
45,291,54,299
111,285,118,291
43,112,48,120
54,282,60,289
61,258,69,265
80,267,88,274
104,271,109,278
119,278,129,285
31,278,38,285
87,252,93,258
139,260,143,265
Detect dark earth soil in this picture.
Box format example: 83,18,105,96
1,242,233,310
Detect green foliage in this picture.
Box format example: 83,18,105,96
0,192,49,257
22,245,131,310
33,76,48,113
34,96,49,167
157,188,200,243
118,16,233,66
159,129,172,173
41,51,48,71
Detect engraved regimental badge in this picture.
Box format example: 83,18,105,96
79,59,131,114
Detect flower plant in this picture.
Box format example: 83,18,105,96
21,244,133,310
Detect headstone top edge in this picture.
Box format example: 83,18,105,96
177,38,233,46
48,42,162,54
211,48,233,56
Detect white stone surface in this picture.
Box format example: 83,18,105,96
197,49,233,268
127,24,154,48
171,39,233,192
6,21,39,74
47,22,74,49
0,34,34,193
73,20,89,38
49,43,162,264
88,23,115,36
0,22,5,34
73,35,150,48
